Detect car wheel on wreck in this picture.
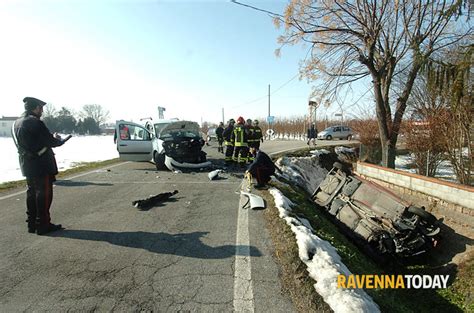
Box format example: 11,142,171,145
154,152,166,170
407,206,441,237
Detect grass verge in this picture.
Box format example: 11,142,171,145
261,179,472,313
0,158,122,192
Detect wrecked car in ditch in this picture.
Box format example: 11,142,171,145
115,119,211,171
311,163,442,260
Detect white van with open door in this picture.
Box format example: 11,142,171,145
115,119,211,171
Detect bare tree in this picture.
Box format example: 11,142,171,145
235,0,471,168
80,104,110,126
42,103,57,118
425,45,473,185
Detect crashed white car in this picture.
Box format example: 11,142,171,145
115,119,211,171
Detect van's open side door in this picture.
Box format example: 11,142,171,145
115,121,153,162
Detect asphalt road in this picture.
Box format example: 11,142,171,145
0,138,353,312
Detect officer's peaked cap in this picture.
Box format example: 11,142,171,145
23,97,47,111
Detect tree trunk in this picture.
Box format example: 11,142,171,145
381,138,396,168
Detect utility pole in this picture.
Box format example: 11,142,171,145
268,84,271,118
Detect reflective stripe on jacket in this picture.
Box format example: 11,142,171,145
232,124,248,147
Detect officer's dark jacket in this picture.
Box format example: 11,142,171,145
254,126,263,141
231,124,248,146
223,125,234,142
216,126,224,139
248,150,276,173
307,126,317,138
246,125,255,141
13,113,63,177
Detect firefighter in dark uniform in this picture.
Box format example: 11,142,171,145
216,122,224,153
246,146,276,188
251,119,263,158
12,97,67,235
223,119,235,164
231,116,248,168
246,118,255,162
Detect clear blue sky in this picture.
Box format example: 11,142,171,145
0,0,370,124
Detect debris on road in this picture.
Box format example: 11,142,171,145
132,190,179,210
208,169,224,180
240,191,265,210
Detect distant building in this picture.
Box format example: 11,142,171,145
0,116,18,137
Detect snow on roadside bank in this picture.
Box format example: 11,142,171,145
269,188,380,313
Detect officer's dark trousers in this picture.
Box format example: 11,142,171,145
249,166,274,185
26,175,54,227
217,138,224,152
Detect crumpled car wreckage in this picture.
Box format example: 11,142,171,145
312,162,442,260
115,119,211,171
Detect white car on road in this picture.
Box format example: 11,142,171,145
317,125,354,140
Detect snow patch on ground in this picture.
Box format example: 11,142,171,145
270,188,380,313
1,135,117,183
395,153,462,183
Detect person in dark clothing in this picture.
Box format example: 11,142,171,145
307,123,317,146
246,146,276,188
231,116,249,168
12,97,69,235
215,122,224,153
223,119,235,164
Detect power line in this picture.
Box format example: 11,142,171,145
230,0,283,18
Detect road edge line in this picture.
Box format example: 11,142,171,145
233,191,255,312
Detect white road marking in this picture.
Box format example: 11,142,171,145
0,162,129,201
233,188,255,312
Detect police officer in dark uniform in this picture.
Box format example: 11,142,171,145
12,97,68,235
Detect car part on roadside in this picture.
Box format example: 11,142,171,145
132,190,178,210
311,162,442,260
240,191,265,210
208,169,224,180
164,155,211,172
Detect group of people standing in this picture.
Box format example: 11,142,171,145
216,117,263,167
214,117,275,188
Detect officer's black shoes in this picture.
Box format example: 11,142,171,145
254,183,266,189
27,222,36,233
37,223,63,235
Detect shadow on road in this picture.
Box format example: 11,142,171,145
54,180,113,187
53,229,262,259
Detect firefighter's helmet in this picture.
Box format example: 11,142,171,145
237,116,245,124
253,119,259,125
